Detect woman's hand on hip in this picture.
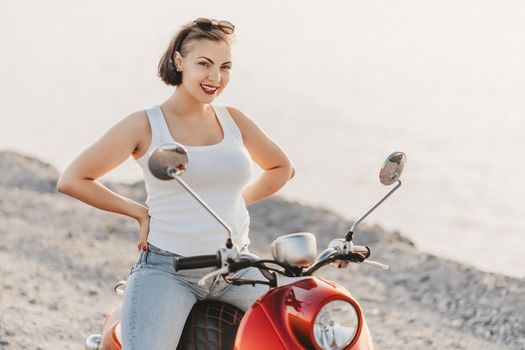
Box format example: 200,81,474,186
136,210,150,252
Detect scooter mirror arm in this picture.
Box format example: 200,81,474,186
172,174,234,248
345,179,402,243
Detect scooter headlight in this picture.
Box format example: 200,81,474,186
313,300,359,350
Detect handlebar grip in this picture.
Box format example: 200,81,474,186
352,245,371,259
174,253,221,271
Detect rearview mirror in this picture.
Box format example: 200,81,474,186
148,144,189,180
379,152,406,186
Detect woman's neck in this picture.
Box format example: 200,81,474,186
162,85,208,119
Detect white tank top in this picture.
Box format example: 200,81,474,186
134,104,252,256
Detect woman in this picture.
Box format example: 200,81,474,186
57,18,295,349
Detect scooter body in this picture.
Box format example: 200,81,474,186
85,145,406,350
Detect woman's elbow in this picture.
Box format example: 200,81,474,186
56,175,70,194
56,172,79,194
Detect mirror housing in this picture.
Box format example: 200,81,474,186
379,152,407,186
148,143,189,180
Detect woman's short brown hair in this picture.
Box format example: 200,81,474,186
158,20,235,86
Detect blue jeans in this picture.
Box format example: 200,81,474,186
121,244,267,350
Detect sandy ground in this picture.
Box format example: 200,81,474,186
0,150,524,349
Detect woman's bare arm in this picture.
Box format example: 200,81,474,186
56,111,151,250
227,107,295,206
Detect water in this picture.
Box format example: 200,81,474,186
1,0,524,277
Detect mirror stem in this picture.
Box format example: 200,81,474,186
345,179,402,241
172,174,234,246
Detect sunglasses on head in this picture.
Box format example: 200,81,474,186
193,17,235,34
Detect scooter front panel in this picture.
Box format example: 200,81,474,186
235,277,369,349
234,301,292,350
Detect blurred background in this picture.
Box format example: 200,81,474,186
1,0,524,277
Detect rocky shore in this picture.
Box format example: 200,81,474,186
0,150,524,349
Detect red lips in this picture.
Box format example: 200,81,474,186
201,84,219,95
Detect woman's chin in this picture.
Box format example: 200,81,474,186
193,91,219,104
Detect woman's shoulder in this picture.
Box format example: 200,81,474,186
118,109,151,159
110,109,151,139
108,109,148,139
224,106,256,141
123,109,149,128
224,106,248,122
224,106,259,133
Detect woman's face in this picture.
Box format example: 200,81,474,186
176,39,233,104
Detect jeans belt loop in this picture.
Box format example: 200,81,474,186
140,249,148,265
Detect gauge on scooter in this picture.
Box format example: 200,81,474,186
313,299,359,350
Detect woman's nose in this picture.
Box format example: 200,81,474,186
208,68,221,83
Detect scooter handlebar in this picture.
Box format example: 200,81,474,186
174,253,221,271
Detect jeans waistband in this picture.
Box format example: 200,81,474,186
147,243,180,257
147,243,251,257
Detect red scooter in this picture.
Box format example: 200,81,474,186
86,145,406,350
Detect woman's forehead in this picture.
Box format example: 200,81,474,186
185,40,232,61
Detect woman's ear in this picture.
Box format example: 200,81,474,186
174,51,183,72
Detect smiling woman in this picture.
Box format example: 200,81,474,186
56,17,295,350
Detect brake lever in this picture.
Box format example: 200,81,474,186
198,266,230,286
362,260,389,270
196,246,259,287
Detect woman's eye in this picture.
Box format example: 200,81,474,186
221,66,232,70
199,62,209,67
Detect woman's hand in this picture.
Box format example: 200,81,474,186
136,211,150,252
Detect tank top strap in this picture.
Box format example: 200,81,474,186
146,105,174,146
212,105,243,142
